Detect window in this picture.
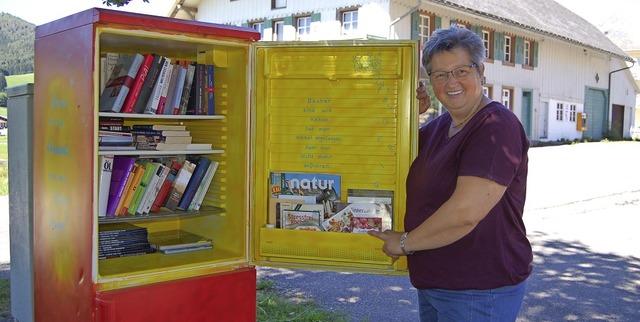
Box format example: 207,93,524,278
482,85,492,100
272,0,286,9
569,104,576,122
502,88,513,110
524,40,531,66
341,10,358,35
252,22,264,35
297,16,311,40
504,35,513,63
556,103,564,121
273,20,284,41
419,14,432,45
482,30,492,59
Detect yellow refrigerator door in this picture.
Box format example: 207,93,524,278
251,40,420,274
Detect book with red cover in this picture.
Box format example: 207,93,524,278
121,53,155,114
150,161,182,213
164,159,196,211
133,55,164,114
177,156,212,210
99,53,144,113
106,156,136,216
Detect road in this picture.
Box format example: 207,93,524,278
2,141,640,321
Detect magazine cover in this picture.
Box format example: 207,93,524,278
281,209,323,231
270,172,341,216
270,198,326,228
321,202,392,233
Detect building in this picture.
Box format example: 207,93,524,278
169,0,638,141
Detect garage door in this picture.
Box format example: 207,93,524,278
584,88,607,140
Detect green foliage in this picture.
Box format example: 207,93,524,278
0,93,6,108
0,74,6,91
103,0,150,7
257,278,349,322
0,279,9,318
0,13,35,76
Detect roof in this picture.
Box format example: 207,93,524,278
168,0,634,62
427,0,634,62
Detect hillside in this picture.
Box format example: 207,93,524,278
0,12,35,75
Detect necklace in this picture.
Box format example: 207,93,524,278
451,96,486,129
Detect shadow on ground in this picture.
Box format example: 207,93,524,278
258,233,640,322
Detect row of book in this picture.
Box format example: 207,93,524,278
99,223,213,259
98,118,212,152
98,154,219,217
99,52,215,116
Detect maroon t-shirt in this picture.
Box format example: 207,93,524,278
405,101,533,290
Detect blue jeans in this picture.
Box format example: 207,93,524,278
417,281,527,322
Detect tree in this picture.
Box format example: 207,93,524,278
0,74,6,92
103,0,149,7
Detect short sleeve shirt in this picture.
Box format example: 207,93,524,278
405,101,533,290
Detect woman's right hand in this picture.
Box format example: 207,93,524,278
416,81,430,114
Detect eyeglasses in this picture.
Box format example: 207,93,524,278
428,64,478,85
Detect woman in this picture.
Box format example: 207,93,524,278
369,25,533,321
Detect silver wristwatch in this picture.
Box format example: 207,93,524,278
400,232,415,255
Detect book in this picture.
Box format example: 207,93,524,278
281,209,323,231
147,229,212,251
99,145,136,151
100,53,121,93
205,64,215,115
133,55,164,114
157,63,178,114
127,162,157,215
130,129,191,137
177,156,212,210
106,156,136,216
346,203,393,233
121,53,155,114
118,162,146,216
165,63,187,115
188,160,219,211
151,161,182,213
98,155,114,217
186,63,205,115
270,172,342,216
139,163,170,215
157,244,212,254
178,62,197,115
164,159,196,211
186,143,213,151
99,53,145,113
132,124,187,131
347,189,394,204
144,57,172,114
271,199,326,228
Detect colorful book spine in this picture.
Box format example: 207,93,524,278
118,163,146,216
106,156,136,216
139,163,170,215
133,55,163,114
99,53,145,113
164,160,196,211
144,57,171,114
188,160,219,211
127,162,157,215
98,155,114,217
121,53,155,114
205,64,215,115
151,161,182,213
177,156,212,210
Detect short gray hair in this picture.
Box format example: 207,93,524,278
421,24,485,75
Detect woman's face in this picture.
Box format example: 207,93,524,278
429,47,484,115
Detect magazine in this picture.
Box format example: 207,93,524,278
270,172,341,216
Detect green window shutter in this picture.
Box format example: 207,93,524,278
411,11,419,40
471,25,481,37
435,16,441,30
284,16,293,26
533,41,539,67
265,20,273,29
311,13,321,22
241,22,248,28
515,36,524,65
494,32,504,61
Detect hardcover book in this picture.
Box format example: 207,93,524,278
205,64,215,115
139,163,169,215
144,57,172,114
188,160,219,211
156,62,176,114
164,159,196,211
127,162,158,215
151,161,182,213
118,162,146,216
120,53,155,114
99,53,145,113
106,156,136,216
177,156,212,210
132,55,164,114
98,155,114,217
165,63,187,115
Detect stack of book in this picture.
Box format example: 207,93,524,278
131,124,211,151
98,222,155,259
99,52,215,116
98,117,135,151
147,229,213,254
101,155,219,217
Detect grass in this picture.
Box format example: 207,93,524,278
5,74,34,88
0,280,8,318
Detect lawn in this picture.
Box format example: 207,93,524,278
5,74,34,88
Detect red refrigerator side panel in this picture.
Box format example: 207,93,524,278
95,268,257,322
33,24,96,321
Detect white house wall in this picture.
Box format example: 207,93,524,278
192,0,637,140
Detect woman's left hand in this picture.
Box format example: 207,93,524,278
368,230,405,259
